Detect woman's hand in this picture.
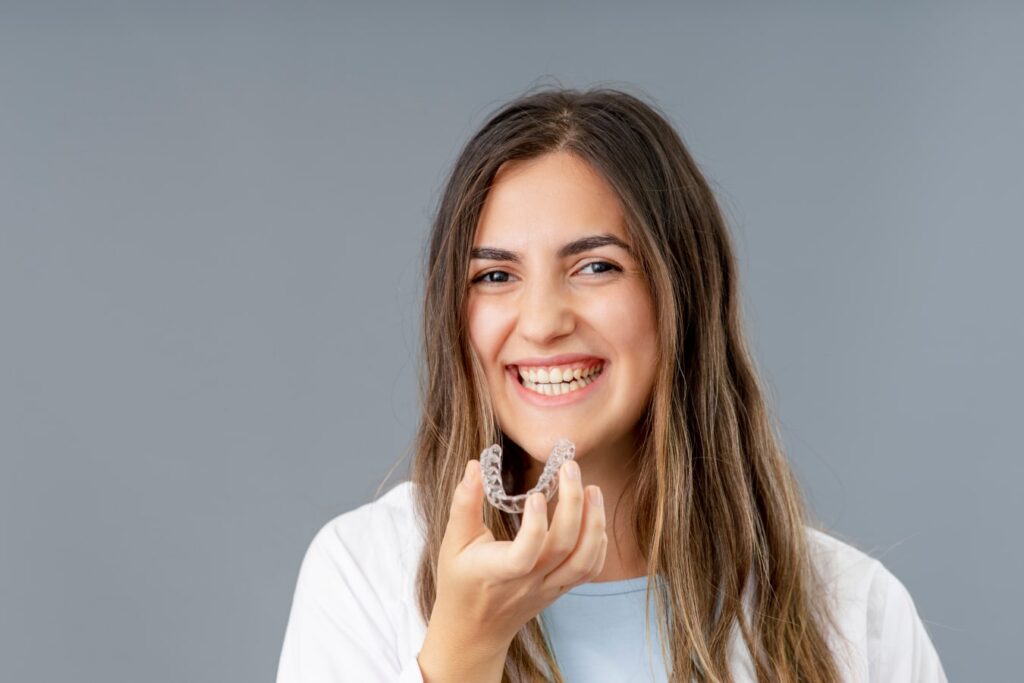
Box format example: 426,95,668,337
417,458,607,681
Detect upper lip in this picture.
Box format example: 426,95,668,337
507,353,606,368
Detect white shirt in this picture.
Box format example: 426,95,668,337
275,481,948,682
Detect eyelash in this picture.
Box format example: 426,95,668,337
471,260,622,285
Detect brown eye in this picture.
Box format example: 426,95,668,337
472,270,513,284
579,261,621,275
470,262,619,285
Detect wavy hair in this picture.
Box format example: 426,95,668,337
406,85,848,682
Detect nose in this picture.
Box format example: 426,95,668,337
516,273,575,345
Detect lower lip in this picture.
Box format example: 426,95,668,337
507,364,607,407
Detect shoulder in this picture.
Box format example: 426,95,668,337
277,481,429,680
314,479,422,547
304,480,424,593
285,480,425,646
804,525,919,614
803,526,948,681
289,480,425,626
805,526,883,595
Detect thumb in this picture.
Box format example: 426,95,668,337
443,459,487,554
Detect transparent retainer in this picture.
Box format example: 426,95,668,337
479,438,576,514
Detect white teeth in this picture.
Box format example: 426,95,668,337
516,362,604,384
519,364,604,397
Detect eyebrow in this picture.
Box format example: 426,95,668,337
470,233,632,263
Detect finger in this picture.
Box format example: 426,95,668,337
441,460,488,555
489,489,548,581
541,484,605,591
535,460,585,573
587,533,608,580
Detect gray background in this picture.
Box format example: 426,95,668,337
1,2,1019,681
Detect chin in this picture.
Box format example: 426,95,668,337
502,426,590,464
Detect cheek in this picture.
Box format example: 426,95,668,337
593,284,658,354
596,284,659,407
467,298,512,362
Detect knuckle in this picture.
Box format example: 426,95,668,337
559,481,583,502
567,555,592,576
505,551,535,577
547,537,576,559
587,551,606,579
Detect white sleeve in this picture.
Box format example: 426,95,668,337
275,519,425,683
867,564,949,683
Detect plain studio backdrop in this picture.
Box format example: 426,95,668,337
1,2,1020,681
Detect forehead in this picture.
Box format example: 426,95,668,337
473,151,628,248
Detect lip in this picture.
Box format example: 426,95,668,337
507,353,606,368
506,361,608,407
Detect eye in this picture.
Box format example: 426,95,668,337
578,260,621,276
468,259,618,286
471,270,514,285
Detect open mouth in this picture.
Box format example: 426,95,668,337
511,361,606,397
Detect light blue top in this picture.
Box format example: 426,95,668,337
539,575,670,682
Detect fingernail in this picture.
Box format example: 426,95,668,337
564,461,580,481
462,460,474,485
588,487,603,506
531,492,546,512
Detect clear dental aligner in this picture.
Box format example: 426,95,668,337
479,438,576,514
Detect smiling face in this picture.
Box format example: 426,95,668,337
467,151,658,472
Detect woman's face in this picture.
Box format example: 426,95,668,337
467,151,658,468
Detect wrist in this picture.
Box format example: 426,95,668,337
417,621,511,683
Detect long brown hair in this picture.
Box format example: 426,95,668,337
407,85,848,682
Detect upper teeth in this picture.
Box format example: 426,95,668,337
517,363,604,384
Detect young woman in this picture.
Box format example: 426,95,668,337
276,87,948,682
